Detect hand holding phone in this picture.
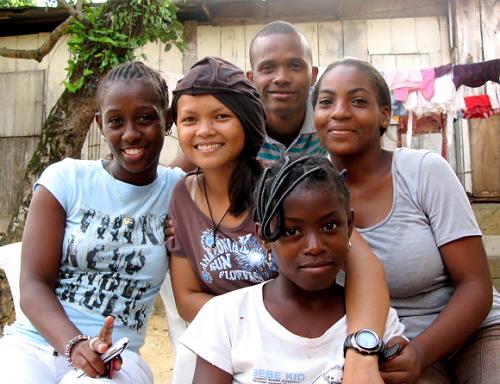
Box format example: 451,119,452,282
76,337,129,378
100,337,129,363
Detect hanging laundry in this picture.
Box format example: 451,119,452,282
397,113,448,157
419,68,436,100
382,59,498,154
434,63,452,78
384,69,422,102
463,95,493,119
453,59,500,89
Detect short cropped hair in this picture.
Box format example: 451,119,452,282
249,21,313,67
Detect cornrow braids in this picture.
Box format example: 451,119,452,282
254,155,350,242
96,61,169,110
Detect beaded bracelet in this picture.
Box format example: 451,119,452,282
64,334,89,369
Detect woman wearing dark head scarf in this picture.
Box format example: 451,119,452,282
168,57,275,323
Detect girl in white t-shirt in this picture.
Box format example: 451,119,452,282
180,156,405,384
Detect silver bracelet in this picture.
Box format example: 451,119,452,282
64,334,89,369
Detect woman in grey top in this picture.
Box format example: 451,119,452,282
313,58,500,384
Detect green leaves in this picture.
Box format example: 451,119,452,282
63,0,185,93
64,76,85,94
0,0,35,7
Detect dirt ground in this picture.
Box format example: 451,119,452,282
141,297,174,383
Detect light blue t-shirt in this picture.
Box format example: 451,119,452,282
6,159,184,352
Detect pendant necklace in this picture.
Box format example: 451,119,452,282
199,174,231,249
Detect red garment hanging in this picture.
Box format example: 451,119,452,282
397,113,448,158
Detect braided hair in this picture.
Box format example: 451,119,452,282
96,61,170,111
254,155,350,242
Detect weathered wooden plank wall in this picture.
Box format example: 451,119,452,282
196,16,450,71
0,70,44,137
0,34,183,231
12,11,498,230
0,15,452,231
453,0,500,198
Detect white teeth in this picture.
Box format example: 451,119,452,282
123,147,143,155
197,143,222,151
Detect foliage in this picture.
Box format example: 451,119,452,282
64,0,185,93
0,0,35,7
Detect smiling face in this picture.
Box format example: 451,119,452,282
96,79,166,185
314,64,390,158
248,33,318,120
267,184,353,292
176,94,246,173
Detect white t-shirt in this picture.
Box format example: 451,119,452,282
6,159,184,352
180,282,404,384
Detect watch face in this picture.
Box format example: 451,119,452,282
356,330,378,349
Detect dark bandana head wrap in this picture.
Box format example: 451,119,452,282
172,56,266,158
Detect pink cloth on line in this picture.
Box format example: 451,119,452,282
419,68,435,100
386,68,435,102
384,69,423,102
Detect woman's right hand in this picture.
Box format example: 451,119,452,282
379,337,422,384
70,316,121,378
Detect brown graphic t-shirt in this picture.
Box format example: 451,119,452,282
167,177,278,295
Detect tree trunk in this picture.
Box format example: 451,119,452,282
0,273,14,334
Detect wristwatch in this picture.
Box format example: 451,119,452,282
343,329,385,357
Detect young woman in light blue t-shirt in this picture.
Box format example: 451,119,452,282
0,62,184,383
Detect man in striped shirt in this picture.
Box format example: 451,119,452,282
247,21,327,162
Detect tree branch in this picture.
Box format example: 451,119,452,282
0,16,74,63
57,0,88,24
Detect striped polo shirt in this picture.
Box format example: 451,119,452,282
257,98,327,161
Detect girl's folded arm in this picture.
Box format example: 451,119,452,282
170,254,215,322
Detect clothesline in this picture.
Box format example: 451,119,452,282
380,59,500,149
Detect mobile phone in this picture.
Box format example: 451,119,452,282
76,337,129,378
100,337,129,363
381,342,401,361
